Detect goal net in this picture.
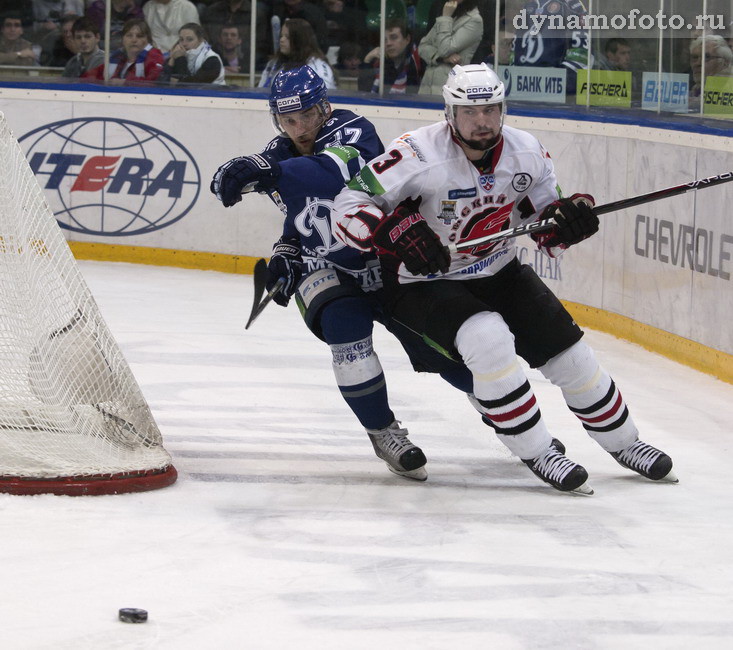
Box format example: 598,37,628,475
0,112,177,495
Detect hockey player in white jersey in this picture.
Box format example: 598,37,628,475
333,63,676,494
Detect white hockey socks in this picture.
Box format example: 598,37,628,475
538,340,638,452
330,335,394,431
455,312,551,460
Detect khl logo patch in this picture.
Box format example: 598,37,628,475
479,174,495,192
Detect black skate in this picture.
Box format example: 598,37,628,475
367,421,427,481
523,439,593,495
611,439,678,482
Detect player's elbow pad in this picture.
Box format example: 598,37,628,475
334,206,383,252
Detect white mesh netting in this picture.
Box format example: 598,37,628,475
0,112,175,493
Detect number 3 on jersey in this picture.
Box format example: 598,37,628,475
373,149,402,174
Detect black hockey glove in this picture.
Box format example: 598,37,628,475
371,198,451,276
540,193,598,248
210,152,281,207
266,237,302,307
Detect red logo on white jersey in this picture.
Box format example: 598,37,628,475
458,202,514,255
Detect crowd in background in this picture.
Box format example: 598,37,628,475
0,1,732,101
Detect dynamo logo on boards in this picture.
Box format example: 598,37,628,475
502,67,512,96
19,117,201,236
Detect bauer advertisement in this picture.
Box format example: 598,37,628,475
0,90,731,358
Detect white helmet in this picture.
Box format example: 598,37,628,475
442,63,506,129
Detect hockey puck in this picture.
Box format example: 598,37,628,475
118,608,148,623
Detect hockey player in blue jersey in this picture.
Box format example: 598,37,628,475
211,65,453,481
512,0,591,94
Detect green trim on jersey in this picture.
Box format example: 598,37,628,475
565,47,590,65
347,166,385,196
322,144,360,164
323,145,362,182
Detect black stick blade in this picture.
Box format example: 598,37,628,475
245,259,268,330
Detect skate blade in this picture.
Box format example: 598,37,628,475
570,481,594,496
387,464,428,481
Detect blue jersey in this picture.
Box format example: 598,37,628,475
262,109,385,289
514,0,590,73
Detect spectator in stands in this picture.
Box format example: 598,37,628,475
467,0,499,64
422,0,491,42
201,0,268,66
600,37,631,71
32,1,84,38
359,19,425,94
335,40,362,73
39,13,78,67
0,12,38,66
94,17,164,84
214,24,244,73
142,0,200,54
259,18,336,88
418,0,483,95
272,0,328,51
484,29,514,67
593,36,643,99
4,2,34,31
62,16,104,78
85,0,143,53
322,0,366,56
164,22,226,84
689,34,733,97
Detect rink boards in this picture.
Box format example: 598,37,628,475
0,86,731,380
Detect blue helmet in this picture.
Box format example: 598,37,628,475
268,65,329,115
268,65,330,135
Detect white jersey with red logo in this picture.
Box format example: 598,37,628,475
333,121,560,283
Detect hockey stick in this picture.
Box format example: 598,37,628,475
449,171,733,253
245,258,285,330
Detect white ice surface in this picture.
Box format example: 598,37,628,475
2,261,732,650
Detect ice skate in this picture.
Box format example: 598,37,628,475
611,439,677,482
523,439,593,495
367,421,427,481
